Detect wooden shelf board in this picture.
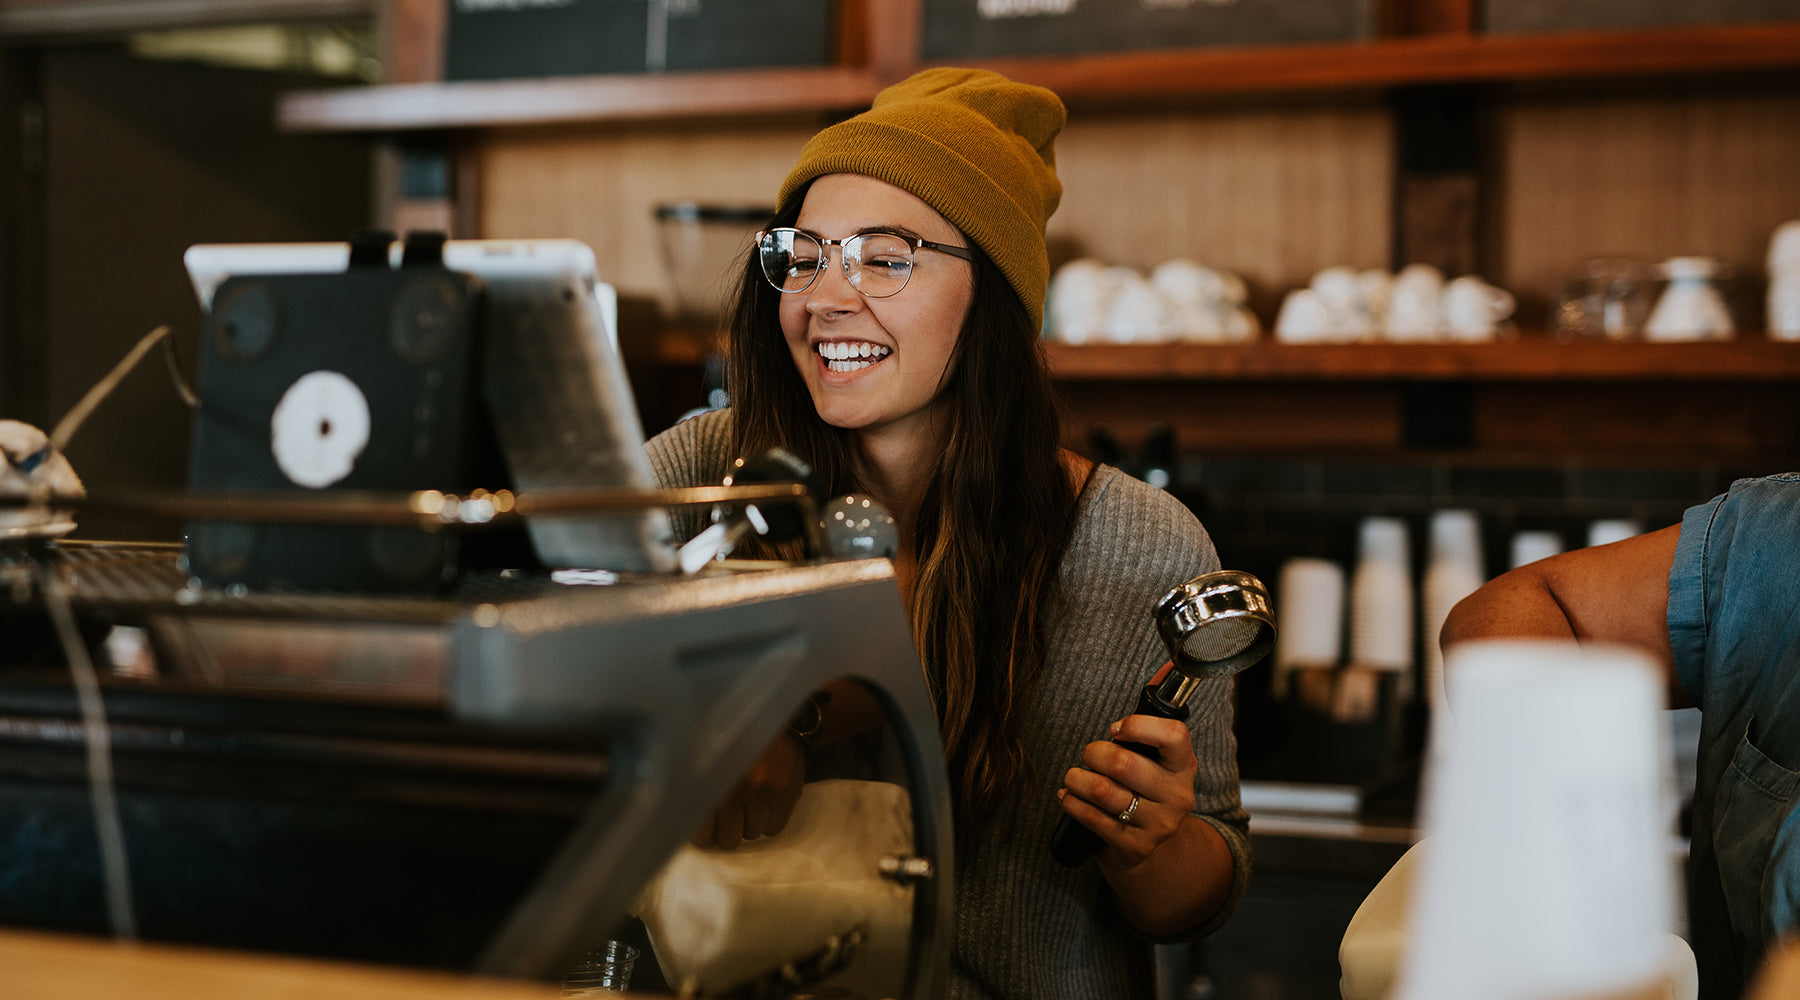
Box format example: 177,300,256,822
278,65,884,132
972,23,1800,100
278,23,1800,133
1044,338,1800,381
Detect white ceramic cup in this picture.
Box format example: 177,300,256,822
1768,268,1800,341
1441,275,1516,341
1101,271,1174,343
1151,258,1228,306
1768,219,1800,273
1645,256,1734,341
1046,258,1118,343
1384,263,1445,342
1274,288,1331,343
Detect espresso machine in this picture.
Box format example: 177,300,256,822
0,238,952,999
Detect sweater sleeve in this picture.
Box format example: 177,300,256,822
1054,468,1251,942
643,408,737,544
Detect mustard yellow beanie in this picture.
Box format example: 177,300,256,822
778,67,1066,330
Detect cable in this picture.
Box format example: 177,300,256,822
160,333,198,409
39,560,139,939
33,323,179,939
50,324,175,453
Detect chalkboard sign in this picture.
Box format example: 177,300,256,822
447,0,833,82
1483,0,1800,33
921,0,1377,61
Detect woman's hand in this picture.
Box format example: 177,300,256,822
1055,663,1235,936
692,730,806,850
1057,711,1199,870
1056,662,1198,870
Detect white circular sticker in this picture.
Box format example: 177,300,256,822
269,370,371,489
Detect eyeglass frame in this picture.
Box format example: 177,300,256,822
755,227,975,298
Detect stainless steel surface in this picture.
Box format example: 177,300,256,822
473,251,671,572
1,541,952,997
0,483,813,529
1154,569,1277,679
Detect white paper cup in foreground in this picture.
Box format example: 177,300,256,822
1397,639,1679,1000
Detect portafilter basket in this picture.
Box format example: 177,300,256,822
1147,569,1276,709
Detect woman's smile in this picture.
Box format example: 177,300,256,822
814,338,894,373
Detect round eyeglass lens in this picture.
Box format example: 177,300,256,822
760,230,822,292
846,234,915,297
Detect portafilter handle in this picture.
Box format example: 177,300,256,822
1049,569,1276,867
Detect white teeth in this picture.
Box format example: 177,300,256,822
816,341,891,364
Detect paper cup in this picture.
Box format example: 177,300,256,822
1397,640,1678,1000
1274,557,1346,696
1350,517,1413,673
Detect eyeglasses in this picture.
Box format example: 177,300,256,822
756,227,973,298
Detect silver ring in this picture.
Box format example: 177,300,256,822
1117,794,1140,825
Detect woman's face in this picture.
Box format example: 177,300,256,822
780,173,974,442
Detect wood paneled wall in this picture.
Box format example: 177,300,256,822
473,89,1800,331
1050,102,1395,318
1492,90,1800,324
475,102,1395,323
476,118,823,319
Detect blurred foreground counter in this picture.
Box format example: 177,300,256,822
0,926,564,1000
0,540,952,999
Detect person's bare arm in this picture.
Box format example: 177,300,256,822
1439,524,1689,707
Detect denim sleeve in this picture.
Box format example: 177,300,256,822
1668,474,1800,709
1669,492,1725,706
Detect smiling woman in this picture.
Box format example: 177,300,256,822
775,175,975,443
642,67,1250,1000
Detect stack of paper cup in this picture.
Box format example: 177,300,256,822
1588,518,1643,548
1421,510,1484,722
1510,529,1564,569
1273,557,1346,697
1397,640,1678,1000
1350,516,1414,681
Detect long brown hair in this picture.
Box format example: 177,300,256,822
726,190,1083,827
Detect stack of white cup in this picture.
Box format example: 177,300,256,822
1588,518,1643,548
1350,516,1414,680
1397,640,1680,1000
1421,510,1484,722
1509,529,1564,569
1273,557,1346,698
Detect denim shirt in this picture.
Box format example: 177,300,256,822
1669,474,1800,999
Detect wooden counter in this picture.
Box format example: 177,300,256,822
0,927,567,1000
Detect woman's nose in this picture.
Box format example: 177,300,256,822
805,246,862,313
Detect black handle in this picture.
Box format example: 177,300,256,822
1049,686,1191,867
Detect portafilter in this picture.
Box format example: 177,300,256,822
1051,569,1275,867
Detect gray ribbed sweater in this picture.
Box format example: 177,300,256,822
644,409,1252,1000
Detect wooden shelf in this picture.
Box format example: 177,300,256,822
975,23,1800,102
278,22,1800,133
1044,338,1800,382
279,65,886,132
